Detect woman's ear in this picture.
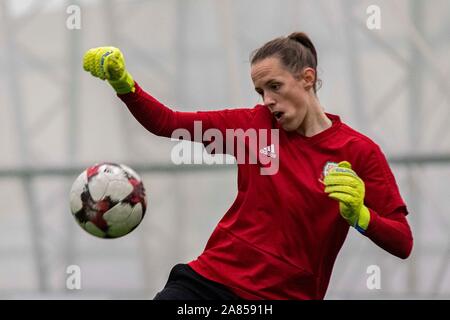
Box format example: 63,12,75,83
301,67,316,91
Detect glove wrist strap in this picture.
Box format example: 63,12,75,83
355,206,370,234
108,71,135,94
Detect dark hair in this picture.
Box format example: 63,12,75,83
250,32,321,93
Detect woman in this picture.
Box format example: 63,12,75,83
83,32,413,300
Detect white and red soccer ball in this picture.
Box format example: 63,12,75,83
70,163,147,238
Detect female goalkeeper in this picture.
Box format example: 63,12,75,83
83,32,413,300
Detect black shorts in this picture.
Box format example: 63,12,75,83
153,264,241,300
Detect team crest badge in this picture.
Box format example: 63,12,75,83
319,161,338,184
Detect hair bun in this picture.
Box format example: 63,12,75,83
288,32,317,66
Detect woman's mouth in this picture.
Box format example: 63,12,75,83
274,111,284,121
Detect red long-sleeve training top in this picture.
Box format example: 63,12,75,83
118,82,413,299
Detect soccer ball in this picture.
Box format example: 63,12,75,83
70,163,147,238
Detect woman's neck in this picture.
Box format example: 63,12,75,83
297,97,332,137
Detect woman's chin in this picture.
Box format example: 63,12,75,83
280,119,295,132
281,124,295,132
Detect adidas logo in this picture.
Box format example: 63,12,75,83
260,144,277,158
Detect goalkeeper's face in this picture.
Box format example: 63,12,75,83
251,57,315,132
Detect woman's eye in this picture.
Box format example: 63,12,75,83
271,83,281,90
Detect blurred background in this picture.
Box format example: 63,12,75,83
0,0,449,299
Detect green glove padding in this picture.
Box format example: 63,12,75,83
324,161,370,233
83,46,135,94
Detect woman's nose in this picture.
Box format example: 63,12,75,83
263,95,276,107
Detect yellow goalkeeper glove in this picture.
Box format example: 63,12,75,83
83,46,135,94
324,161,370,233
